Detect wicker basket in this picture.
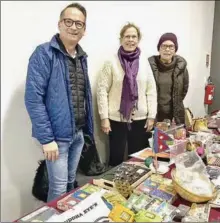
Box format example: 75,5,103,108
171,168,216,203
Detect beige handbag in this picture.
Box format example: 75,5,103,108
192,118,208,132
185,108,209,132
185,108,194,128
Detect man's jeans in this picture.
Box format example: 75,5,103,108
46,130,84,202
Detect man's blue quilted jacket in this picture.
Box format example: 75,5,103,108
25,35,94,144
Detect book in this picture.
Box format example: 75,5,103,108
122,193,139,210
134,174,177,203
134,210,163,222
149,174,164,183
134,178,160,195
57,190,90,211
153,201,176,219
187,203,211,222
144,198,163,213
52,192,111,222
133,193,153,212
209,190,220,208
108,203,135,222
149,189,175,203
57,184,105,211
80,183,104,194
158,184,177,197
57,193,80,211
102,190,127,208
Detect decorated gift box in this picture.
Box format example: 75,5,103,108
93,162,152,195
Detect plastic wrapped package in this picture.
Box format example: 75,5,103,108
174,152,214,197
194,132,215,145
175,151,207,173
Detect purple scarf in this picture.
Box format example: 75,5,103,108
118,46,141,121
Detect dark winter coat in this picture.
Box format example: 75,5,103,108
148,55,189,124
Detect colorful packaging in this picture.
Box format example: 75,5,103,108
80,183,104,194
102,190,127,208
57,184,104,211
108,203,135,222
135,178,160,195
209,191,220,208
133,193,153,212
135,210,163,222
149,189,174,203
122,193,140,210
57,190,90,211
187,203,211,222
145,198,163,213
158,184,177,196
150,174,164,183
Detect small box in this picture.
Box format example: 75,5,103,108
93,162,152,191
108,203,135,222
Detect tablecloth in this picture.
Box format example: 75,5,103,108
15,159,220,222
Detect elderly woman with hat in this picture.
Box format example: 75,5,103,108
148,33,189,125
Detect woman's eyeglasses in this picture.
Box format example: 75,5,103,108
160,44,175,51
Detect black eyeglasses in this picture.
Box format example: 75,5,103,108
62,18,85,29
160,44,175,51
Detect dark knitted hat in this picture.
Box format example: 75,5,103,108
157,32,178,52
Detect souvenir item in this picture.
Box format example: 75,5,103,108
155,122,170,131
53,192,111,222
132,193,153,212
134,210,163,222
186,203,211,222
207,157,220,167
108,203,135,222
57,185,101,211
192,118,209,132
102,190,127,208
122,193,140,210
93,162,151,194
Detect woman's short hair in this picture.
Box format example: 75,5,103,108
119,22,142,41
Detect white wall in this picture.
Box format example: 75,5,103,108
1,1,215,221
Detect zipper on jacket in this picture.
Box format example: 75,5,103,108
76,60,80,128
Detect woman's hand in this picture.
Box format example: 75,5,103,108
144,118,155,132
101,119,112,135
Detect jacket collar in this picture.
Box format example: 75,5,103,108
149,55,186,72
50,34,87,58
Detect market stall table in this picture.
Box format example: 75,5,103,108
15,158,220,222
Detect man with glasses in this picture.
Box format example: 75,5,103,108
25,3,93,202
148,32,189,125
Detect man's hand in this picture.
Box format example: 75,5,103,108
144,118,155,132
43,141,59,161
101,118,112,135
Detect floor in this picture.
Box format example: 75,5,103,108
76,170,102,186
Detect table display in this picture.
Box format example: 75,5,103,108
15,111,220,222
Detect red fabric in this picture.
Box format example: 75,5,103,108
154,128,172,153
15,160,220,222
